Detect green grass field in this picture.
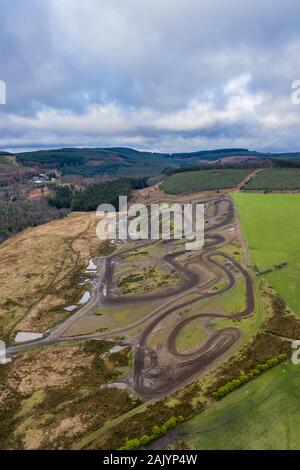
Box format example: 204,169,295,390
170,360,299,450
162,170,250,194
243,168,300,191
234,193,300,315
175,319,208,353
197,278,246,315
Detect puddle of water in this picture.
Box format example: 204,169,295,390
79,279,92,286
101,382,128,390
79,291,91,304
64,305,77,312
109,345,127,354
15,332,43,343
86,259,97,272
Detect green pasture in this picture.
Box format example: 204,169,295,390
170,360,299,450
234,193,300,315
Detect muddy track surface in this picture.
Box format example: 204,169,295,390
7,195,254,401
133,250,254,398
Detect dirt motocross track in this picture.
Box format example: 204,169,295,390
131,198,254,398
7,195,255,400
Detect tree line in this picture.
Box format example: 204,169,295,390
48,177,148,211
0,177,148,245
119,415,185,450
271,158,300,168
0,200,68,244
166,158,300,176
163,160,271,176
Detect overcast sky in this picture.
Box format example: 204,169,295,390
0,0,300,153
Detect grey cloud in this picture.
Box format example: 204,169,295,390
0,0,300,152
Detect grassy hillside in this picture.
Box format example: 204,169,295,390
170,360,298,450
234,193,300,315
163,169,250,194
243,168,300,191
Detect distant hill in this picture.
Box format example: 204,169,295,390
7,147,300,178
15,147,175,178
0,151,13,157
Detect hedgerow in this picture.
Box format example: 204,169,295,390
212,354,288,400
119,415,185,450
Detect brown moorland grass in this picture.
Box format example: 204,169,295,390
0,212,104,341
0,340,138,450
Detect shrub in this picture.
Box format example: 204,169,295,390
119,415,185,450
152,425,162,437
140,435,151,446
121,438,141,450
